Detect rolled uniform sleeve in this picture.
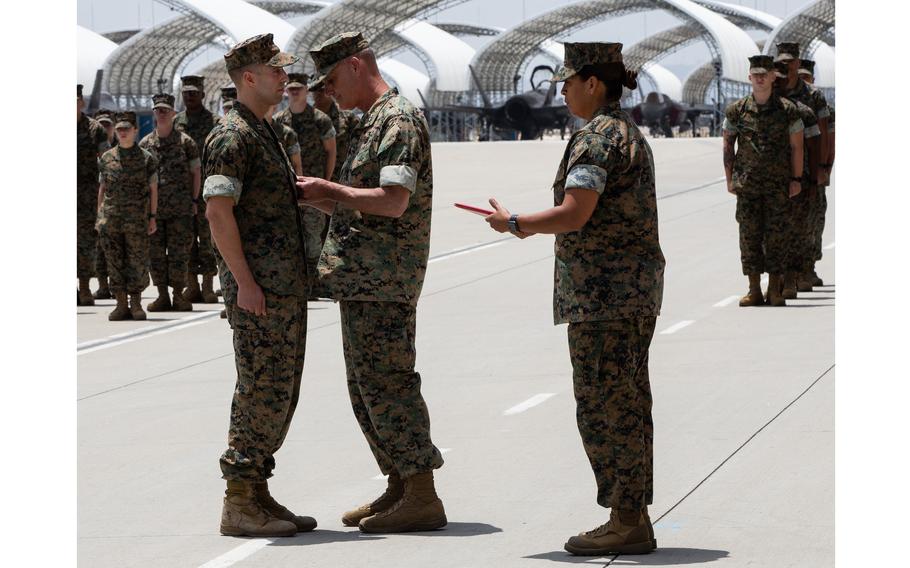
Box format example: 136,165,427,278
203,129,247,204
723,104,739,134
565,164,608,194
316,111,336,141
564,131,618,195
376,115,424,194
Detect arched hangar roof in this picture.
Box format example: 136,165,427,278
764,0,835,51
78,25,118,97
103,0,295,107
286,0,472,70
470,0,759,97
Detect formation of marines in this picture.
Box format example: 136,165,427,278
75,29,833,560
723,43,834,307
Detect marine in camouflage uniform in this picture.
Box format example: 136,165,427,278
140,93,201,311
273,73,336,290
723,55,804,307
175,75,220,303
773,61,821,298
300,32,445,534
97,112,158,321
778,45,831,288
92,109,116,299
313,84,360,181
265,104,302,175
485,42,664,556
221,86,237,114
77,84,110,306
202,34,314,538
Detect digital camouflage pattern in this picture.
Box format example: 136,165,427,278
180,75,205,92
220,295,307,481
153,93,176,110
724,94,803,195
775,42,800,62
568,316,656,510
139,129,200,218
317,88,433,304
175,106,219,276
272,121,300,158
339,300,444,478
77,113,110,278
148,216,194,288
326,101,360,181
724,94,803,274
223,33,298,72
273,105,335,177
96,145,158,293
813,106,833,262
552,101,665,324
202,100,307,303
308,31,370,89
553,42,624,82
140,129,200,289
748,54,775,74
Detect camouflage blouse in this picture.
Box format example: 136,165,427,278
317,88,432,305
723,94,804,195
97,145,158,231
174,107,218,155
202,101,306,302
273,104,335,178
552,101,666,325
327,102,360,181
139,129,200,219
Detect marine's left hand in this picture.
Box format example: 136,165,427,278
148,218,157,235
485,198,511,233
789,181,802,198
296,176,333,202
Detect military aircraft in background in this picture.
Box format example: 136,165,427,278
627,91,721,137
419,65,572,141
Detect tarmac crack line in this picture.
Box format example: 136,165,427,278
605,362,836,566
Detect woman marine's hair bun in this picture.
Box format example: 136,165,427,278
622,69,638,90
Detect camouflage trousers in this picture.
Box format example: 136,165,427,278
735,189,791,275
220,294,307,481
189,205,217,277
302,207,328,286
339,301,444,478
567,317,656,510
812,186,828,262
149,216,194,289
98,225,150,294
95,238,109,279
77,185,98,279
785,185,819,273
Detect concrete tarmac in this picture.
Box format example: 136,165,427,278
78,137,834,567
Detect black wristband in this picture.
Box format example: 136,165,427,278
508,213,521,234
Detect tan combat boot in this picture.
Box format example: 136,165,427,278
108,292,131,321
185,272,203,302
93,277,111,300
78,278,95,306
766,274,786,306
147,286,171,312
254,481,316,533
129,293,147,320
797,272,814,292
809,268,824,287
738,274,764,307
220,480,298,537
782,272,798,299
342,472,404,527
201,274,219,303
564,509,654,556
171,288,194,312
358,471,446,533
642,508,657,550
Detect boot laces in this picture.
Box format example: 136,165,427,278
585,521,613,537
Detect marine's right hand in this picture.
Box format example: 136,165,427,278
237,282,267,316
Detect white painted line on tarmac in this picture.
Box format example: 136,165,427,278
77,311,220,356
371,448,452,480
197,538,274,568
713,295,740,308
503,393,557,416
660,320,695,335
824,241,835,250
428,239,511,264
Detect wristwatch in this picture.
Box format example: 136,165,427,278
508,213,521,234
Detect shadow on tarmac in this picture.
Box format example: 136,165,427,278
525,547,729,564
266,529,385,546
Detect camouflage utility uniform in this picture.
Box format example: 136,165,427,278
781,98,820,275
815,105,834,263
780,79,828,274
325,101,359,181
203,100,308,481
318,87,444,478
140,129,200,291
77,113,109,280
274,105,336,281
552,100,666,511
723,94,804,275
175,107,219,280
96,145,158,294
273,121,301,162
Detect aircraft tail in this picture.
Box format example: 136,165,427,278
88,69,103,113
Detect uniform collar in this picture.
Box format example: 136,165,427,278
591,100,622,119
360,87,398,130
